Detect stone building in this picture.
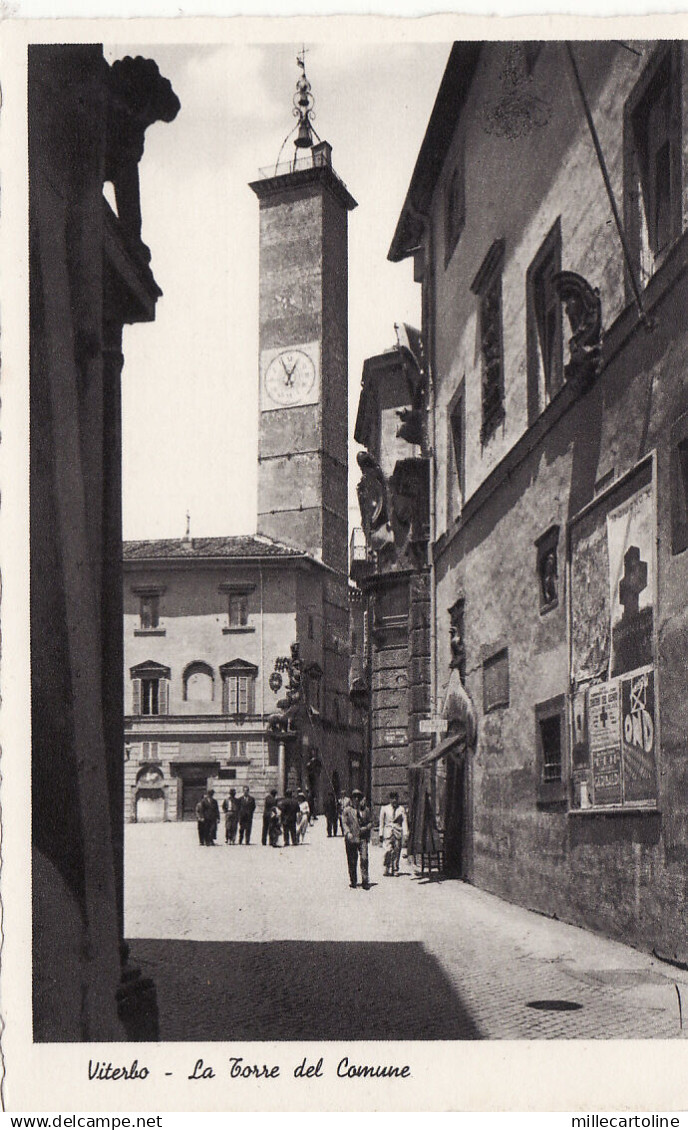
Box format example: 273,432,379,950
351,326,432,813
123,534,356,818
384,41,688,960
30,46,179,1039
124,59,361,821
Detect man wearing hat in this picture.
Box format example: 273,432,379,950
379,790,407,875
341,791,370,889
356,791,372,890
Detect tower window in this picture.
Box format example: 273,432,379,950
471,239,506,444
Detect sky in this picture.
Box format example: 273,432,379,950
107,40,449,541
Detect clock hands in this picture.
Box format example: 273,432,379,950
280,355,299,386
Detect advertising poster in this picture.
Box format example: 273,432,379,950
620,668,658,804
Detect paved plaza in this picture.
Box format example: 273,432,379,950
125,818,688,1041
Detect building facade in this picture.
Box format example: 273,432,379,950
123,536,355,819
352,327,432,813
387,41,688,960
124,65,361,821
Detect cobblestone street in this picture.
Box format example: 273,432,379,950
125,819,688,1041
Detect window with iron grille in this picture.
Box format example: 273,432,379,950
535,695,567,805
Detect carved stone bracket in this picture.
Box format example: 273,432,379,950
106,57,180,255
552,270,602,388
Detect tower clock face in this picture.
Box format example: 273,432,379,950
264,349,317,407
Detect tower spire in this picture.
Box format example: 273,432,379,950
293,46,318,153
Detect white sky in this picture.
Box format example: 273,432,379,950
106,41,449,541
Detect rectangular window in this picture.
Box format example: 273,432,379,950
527,219,562,422
228,740,247,759
671,411,688,554
540,716,562,781
445,144,465,266
224,675,253,715
625,45,682,286
139,594,159,630
228,593,249,628
483,647,509,712
535,695,567,805
471,240,506,444
141,741,159,761
447,380,465,525
142,678,159,716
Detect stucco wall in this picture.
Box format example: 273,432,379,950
426,41,688,960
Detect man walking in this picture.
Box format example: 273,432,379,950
222,788,239,844
324,790,338,837
356,791,372,890
340,793,363,889
262,789,278,846
237,785,256,845
379,790,407,875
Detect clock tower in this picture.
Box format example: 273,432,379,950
250,56,357,574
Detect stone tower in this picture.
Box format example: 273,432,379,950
250,57,357,574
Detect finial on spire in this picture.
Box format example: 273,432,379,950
293,46,317,150
185,510,191,541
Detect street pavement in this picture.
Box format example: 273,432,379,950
125,817,688,1041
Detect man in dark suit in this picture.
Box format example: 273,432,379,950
279,790,299,846
237,785,256,845
262,788,278,845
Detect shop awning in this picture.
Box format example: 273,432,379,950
411,729,467,769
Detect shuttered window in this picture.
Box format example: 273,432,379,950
223,674,253,715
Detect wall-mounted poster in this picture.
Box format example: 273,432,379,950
607,483,654,677
589,680,622,806
569,458,657,810
620,667,657,804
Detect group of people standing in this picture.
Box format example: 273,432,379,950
338,790,408,889
195,786,256,846
196,783,315,848
261,789,312,847
196,782,410,893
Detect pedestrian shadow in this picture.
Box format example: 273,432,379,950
126,938,483,1042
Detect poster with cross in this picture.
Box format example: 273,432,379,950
607,482,654,677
